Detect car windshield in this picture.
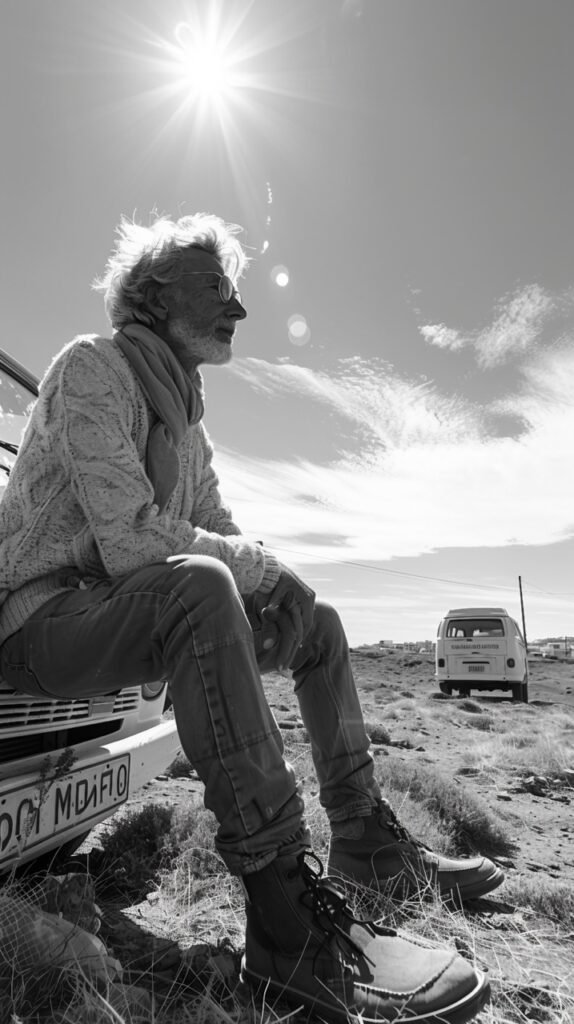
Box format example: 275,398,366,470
0,365,37,484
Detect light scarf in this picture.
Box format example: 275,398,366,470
116,323,204,511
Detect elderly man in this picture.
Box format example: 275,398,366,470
0,213,500,1023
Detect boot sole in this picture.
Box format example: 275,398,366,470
241,959,491,1024
441,864,505,903
329,863,505,904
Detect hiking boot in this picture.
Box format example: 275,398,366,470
327,801,504,902
241,851,490,1023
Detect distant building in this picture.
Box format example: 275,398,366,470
541,642,572,660
377,639,435,654
529,637,573,660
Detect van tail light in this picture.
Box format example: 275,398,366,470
438,658,445,667
507,658,515,668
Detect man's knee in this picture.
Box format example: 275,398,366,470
164,555,242,613
151,555,253,656
312,599,345,639
167,554,235,590
293,599,348,667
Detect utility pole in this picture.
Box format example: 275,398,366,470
518,575,528,648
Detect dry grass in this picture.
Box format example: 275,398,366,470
2,661,574,1024
373,752,514,857
457,713,574,780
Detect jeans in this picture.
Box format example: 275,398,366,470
0,555,381,875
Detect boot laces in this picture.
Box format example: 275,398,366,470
378,800,426,849
296,852,395,966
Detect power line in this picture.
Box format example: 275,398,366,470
520,579,574,598
271,546,516,591
270,546,574,598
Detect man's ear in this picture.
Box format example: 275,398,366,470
143,284,169,321
147,302,168,322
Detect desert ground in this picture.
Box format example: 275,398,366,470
77,649,574,1024
123,649,574,890
6,649,574,1023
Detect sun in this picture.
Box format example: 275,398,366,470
130,1,328,145
174,19,237,105
154,3,265,121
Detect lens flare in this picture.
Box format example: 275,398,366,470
272,265,290,287
288,314,311,346
260,181,273,255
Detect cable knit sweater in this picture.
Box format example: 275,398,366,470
0,334,281,644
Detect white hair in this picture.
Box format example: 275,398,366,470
93,212,248,327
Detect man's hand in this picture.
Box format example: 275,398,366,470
262,566,316,672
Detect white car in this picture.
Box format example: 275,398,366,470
0,348,181,870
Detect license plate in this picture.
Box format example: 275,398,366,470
0,754,130,859
467,664,486,672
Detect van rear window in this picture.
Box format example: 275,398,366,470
446,619,504,638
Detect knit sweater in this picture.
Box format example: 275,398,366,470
0,334,281,644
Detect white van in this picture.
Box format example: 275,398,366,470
435,607,528,702
0,348,181,870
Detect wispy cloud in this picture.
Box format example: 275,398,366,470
220,344,574,572
419,323,466,352
419,283,557,367
475,284,554,368
230,355,484,450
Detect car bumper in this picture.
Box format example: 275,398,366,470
0,719,181,870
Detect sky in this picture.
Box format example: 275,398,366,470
1,0,574,645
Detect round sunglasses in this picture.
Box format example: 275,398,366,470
180,271,242,305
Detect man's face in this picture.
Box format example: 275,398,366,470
157,247,246,374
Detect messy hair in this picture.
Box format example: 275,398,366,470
93,212,248,327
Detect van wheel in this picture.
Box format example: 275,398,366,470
459,687,471,697
439,683,452,695
513,681,529,703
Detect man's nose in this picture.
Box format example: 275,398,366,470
229,295,247,320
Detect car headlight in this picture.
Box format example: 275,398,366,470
142,680,168,701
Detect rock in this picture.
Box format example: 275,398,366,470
367,724,392,745
494,856,516,868
522,775,549,795
0,894,121,984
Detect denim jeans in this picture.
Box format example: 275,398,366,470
0,555,381,875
